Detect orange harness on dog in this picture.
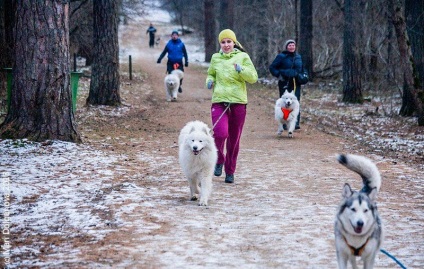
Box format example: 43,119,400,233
343,236,370,256
281,108,291,120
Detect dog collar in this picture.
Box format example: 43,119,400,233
281,108,291,120
343,236,370,256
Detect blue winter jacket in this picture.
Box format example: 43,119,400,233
158,38,188,64
269,51,303,81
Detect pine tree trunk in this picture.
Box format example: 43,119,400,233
0,1,80,142
86,0,121,106
299,0,313,80
204,0,215,62
342,0,363,103
390,0,424,125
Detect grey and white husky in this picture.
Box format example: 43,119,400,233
334,154,383,269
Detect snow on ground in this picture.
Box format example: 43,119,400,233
1,2,423,268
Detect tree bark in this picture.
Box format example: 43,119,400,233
342,0,363,103
299,0,313,80
0,1,80,142
390,0,424,125
204,0,215,62
219,0,234,30
86,0,121,106
405,0,424,85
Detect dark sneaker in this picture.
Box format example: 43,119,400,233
178,87,182,93
214,164,223,177
295,125,300,130
225,174,234,183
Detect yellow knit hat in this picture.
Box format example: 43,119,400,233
219,29,237,43
218,29,244,51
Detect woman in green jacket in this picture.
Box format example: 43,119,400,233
206,29,258,183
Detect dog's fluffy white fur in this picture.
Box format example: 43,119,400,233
178,121,217,206
274,90,300,137
171,69,184,80
164,73,180,102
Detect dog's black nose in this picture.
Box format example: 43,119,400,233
193,146,198,151
357,220,364,227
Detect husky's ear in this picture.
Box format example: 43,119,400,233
368,187,378,201
342,183,353,198
189,126,195,133
283,90,289,95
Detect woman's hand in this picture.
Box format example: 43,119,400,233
234,64,242,73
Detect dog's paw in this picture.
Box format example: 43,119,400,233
288,132,293,138
198,201,208,206
190,195,199,201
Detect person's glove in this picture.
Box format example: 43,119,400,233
234,63,242,73
157,59,161,64
207,80,214,90
185,62,188,67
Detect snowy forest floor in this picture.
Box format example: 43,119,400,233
0,10,423,269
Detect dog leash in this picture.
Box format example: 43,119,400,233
380,249,407,269
212,103,231,130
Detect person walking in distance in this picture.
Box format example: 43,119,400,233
205,29,258,183
146,23,157,48
157,30,188,93
269,39,304,129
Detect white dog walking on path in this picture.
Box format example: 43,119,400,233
274,90,300,138
178,121,217,206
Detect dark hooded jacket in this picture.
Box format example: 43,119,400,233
269,51,303,81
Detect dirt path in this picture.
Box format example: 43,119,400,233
5,18,422,269
66,19,424,268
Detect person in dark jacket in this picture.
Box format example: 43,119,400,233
146,23,157,48
157,30,188,93
269,39,304,129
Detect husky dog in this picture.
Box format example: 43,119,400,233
335,154,383,269
178,121,217,206
164,73,180,102
274,90,300,138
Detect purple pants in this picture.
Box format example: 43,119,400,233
211,103,247,175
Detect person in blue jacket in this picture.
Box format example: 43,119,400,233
269,39,304,129
157,30,188,93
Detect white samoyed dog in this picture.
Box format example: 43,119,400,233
274,90,300,138
171,69,184,81
164,73,180,102
178,121,217,206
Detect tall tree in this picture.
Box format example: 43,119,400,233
86,0,121,106
342,0,363,103
299,0,313,80
204,0,216,62
405,0,424,85
390,0,424,125
0,0,14,96
219,0,234,30
0,1,80,142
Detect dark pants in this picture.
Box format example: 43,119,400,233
149,34,155,48
166,60,184,74
278,80,301,126
167,60,184,91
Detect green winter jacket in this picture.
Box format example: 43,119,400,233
206,49,258,104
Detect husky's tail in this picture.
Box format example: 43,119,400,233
337,154,381,194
